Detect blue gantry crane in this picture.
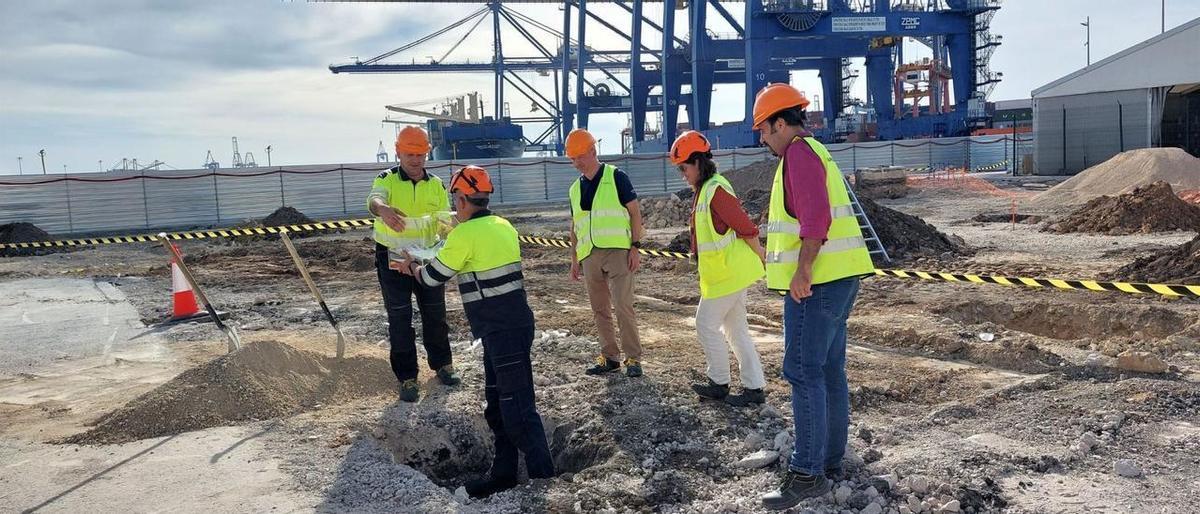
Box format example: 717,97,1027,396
326,0,1001,154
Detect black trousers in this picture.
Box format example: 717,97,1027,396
375,244,452,382
483,325,555,480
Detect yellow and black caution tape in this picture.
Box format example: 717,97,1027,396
4,219,1197,299
0,218,374,250
519,235,1200,299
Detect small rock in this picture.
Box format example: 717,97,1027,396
866,486,880,498
860,503,883,514
743,431,766,450
862,448,883,463
1075,432,1100,453
909,476,930,495
941,500,960,513
857,425,874,443
1114,459,1143,478
454,486,468,502
906,495,922,512
371,426,386,439
1116,350,1169,374
761,404,781,418
734,449,780,469
534,374,552,387
773,431,792,451
848,491,871,510
835,485,853,504
870,474,895,492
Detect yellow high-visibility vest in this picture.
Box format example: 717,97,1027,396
569,164,632,261
694,174,764,299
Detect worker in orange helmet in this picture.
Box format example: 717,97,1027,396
751,83,876,510
367,125,458,403
563,128,646,377
393,165,555,498
669,130,768,407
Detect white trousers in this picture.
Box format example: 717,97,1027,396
695,288,766,389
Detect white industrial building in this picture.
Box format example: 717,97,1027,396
1031,17,1200,175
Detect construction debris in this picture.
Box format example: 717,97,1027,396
1045,182,1200,234
1029,148,1200,210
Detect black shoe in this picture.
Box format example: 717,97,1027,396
464,474,518,498
436,365,461,386
825,466,847,482
761,471,831,511
623,358,643,377
585,356,621,375
398,379,419,403
691,379,729,400
725,388,766,407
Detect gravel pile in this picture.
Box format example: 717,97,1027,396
0,222,54,256
65,341,394,444
859,197,969,261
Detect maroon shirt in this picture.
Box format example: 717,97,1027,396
783,135,832,241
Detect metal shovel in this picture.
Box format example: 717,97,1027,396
279,230,347,359
159,234,242,352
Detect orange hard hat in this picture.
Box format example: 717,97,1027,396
564,128,597,158
669,130,712,165
752,83,810,128
449,165,493,195
395,126,432,155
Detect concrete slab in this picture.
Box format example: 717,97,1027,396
0,278,152,378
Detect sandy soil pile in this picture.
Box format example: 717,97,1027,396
1029,148,1200,210
1107,234,1200,284
1045,182,1200,235
65,341,394,444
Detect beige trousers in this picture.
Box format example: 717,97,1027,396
582,248,642,361
695,288,766,389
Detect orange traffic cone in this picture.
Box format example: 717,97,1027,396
170,243,204,321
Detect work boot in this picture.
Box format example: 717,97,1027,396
585,356,621,375
761,470,831,511
624,358,643,377
691,378,729,400
464,474,518,498
436,365,461,386
725,388,766,407
398,379,419,403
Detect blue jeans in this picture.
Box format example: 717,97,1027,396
782,277,860,476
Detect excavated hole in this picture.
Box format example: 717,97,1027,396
384,416,612,487
934,300,1187,341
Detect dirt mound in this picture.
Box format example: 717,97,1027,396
641,196,692,228
723,157,778,195
1029,148,1200,210
0,222,58,256
859,197,967,261
65,341,393,444
1107,234,1200,284
262,206,315,226
1045,182,1200,235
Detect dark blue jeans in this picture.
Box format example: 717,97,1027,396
482,326,555,480
782,277,860,476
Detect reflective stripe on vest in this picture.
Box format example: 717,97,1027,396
569,164,632,261
441,217,526,304
694,174,765,299
765,137,875,289
461,279,525,303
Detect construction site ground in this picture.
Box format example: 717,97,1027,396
1,175,1198,513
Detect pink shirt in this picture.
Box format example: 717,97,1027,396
783,135,831,241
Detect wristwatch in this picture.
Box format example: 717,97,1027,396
630,241,642,249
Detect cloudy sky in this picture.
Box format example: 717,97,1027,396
1,0,1196,175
